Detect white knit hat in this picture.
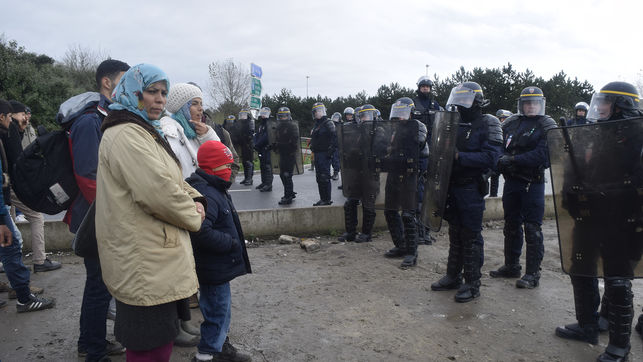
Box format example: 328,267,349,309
166,83,203,113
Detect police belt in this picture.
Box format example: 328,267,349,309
505,168,545,183
450,176,477,186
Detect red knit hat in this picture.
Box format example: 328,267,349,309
197,140,234,174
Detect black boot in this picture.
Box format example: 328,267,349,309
516,222,543,289
556,276,601,344
597,279,633,362
355,207,376,243
241,161,254,185
339,201,358,242
399,211,417,269
454,230,481,303
384,211,405,258
600,293,610,332
331,170,339,180
431,225,463,291
491,221,522,278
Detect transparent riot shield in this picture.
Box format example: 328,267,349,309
420,111,460,231
338,121,383,208
547,117,643,278
268,119,304,176
373,119,421,211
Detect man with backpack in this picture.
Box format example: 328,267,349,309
4,100,60,273
66,59,129,362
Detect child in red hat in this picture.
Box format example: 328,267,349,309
186,140,253,362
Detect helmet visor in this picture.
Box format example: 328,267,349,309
238,111,249,120
587,93,614,121
446,87,478,109
277,109,290,121
358,108,375,122
389,103,412,120
518,97,545,117
259,108,271,118
312,104,326,118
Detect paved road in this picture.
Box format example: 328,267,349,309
40,168,552,218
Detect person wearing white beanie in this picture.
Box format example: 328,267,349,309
161,83,220,179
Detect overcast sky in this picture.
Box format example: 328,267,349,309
2,0,642,108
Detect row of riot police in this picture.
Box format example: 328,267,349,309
223,107,304,205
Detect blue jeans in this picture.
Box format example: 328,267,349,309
78,256,112,362
0,207,30,303
198,283,232,354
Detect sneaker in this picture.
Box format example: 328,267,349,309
78,340,126,357
33,258,62,273
515,272,540,289
9,286,44,299
0,280,10,292
15,215,27,222
312,200,332,206
16,294,55,313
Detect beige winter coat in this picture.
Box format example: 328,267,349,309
95,111,202,306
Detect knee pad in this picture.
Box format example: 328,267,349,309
605,278,633,303
524,222,543,244
503,221,522,239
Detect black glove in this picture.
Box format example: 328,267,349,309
497,155,514,173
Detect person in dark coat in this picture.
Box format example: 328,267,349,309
187,140,253,362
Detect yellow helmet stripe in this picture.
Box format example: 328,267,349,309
312,104,325,109
359,107,376,113
600,90,640,102
520,93,544,97
455,89,482,94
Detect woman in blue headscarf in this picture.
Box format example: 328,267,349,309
95,64,206,362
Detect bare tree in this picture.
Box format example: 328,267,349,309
60,44,109,91
208,58,250,110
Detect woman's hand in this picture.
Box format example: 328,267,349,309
0,225,13,247
195,201,205,222
191,120,208,136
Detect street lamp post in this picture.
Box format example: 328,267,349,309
425,64,430,76
306,76,309,99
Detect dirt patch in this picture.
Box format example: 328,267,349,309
1,219,641,361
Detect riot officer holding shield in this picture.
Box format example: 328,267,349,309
223,114,235,133
489,87,557,289
489,110,513,197
337,104,383,243
566,102,590,126
310,102,337,206
553,81,643,362
381,97,427,268
271,107,301,205
254,107,273,192
413,76,442,245
343,107,355,122
330,112,342,181
233,108,256,185
429,82,502,303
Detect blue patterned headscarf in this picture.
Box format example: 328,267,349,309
109,64,170,136
171,101,197,139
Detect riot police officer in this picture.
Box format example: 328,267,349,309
330,112,342,181
337,104,381,243
343,107,355,122
310,102,336,206
554,81,643,362
566,101,590,126
382,97,428,268
223,114,235,133
430,82,502,302
254,107,273,192
233,108,256,185
272,107,300,205
489,110,513,197
489,86,557,289
413,76,441,245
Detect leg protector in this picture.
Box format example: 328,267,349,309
601,278,633,360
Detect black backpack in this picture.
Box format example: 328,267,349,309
12,92,103,214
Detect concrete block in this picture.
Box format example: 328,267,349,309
300,238,320,252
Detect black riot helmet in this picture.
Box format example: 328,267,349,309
389,97,415,120
311,102,326,119
276,106,292,121
417,76,434,90
343,107,355,121
574,102,589,113
238,108,251,120
331,112,342,123
588,81,640,121
358,104,377,122
259,107,271,119
446,82,488,109
517,86,546,117
495,109,512,122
